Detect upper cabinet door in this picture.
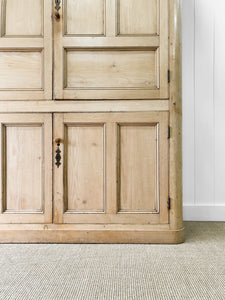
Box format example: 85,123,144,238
0,0,52,100
54,0,169,100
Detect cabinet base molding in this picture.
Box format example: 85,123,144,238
0,225,184,244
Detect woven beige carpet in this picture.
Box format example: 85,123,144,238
0,222,224,300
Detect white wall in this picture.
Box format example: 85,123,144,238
182,0,225,221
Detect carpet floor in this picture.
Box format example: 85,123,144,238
0,222,224,300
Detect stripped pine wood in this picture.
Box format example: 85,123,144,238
0,114,52,224
5,126,43,212
169,0,183,229
65,0,105,35
4,0,43,36
65,124,105,212
66,49,158,89
0,51,42,89
0,0,52,100
0,100,169,112
0,0,184,242
54,0,169,99
54,112,169,225
118,0,158,35
118,124,158,212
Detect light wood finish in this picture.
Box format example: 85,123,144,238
118,0,158,35
54,112,169,224
0,224,184,244
0,0,52,100
0,0,183,244
119,124,158,212
66,49,158,89
65,0,105,35
5,126,43,211
0,114,52,224
169,0,183,230
0,100,169,113
4,0,43,36
65,124,105,212
53,113,64,224
0,51,42,89
54,0,169,99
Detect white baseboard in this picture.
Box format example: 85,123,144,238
183,205,225,221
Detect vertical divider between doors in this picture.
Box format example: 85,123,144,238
53,0,63,100
53,113,64,224
105,120,117,214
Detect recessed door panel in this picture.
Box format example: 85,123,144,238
65,124,105,212
0,51,43,89
0,114,52,224
4,0,43,36
118,124,158,212
5,126,43,212
65,0,105,35
65,49,158,89
118,0,158,35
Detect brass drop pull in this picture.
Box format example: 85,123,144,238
55,0,61,20
55,139,62,168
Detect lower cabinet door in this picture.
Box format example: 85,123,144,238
0,114,52,224
54,112,169,224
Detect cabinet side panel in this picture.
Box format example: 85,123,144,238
169,0,183,230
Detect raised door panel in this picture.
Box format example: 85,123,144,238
0,0,52,100
65,0,105,35
65,124,105,212
0,114,52,223
0,51,42,89
4,0,43,36
5,126,43,211
66,49,158,89
118,0,158,35
118,124,158,212
54,113,107,223
54,113,169,224
54,0,169,99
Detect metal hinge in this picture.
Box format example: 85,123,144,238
168,126,171,139
168,70,170,83
168,197,171,210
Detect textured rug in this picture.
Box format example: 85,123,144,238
0,222,224,300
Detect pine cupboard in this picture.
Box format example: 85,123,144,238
0,0,184,244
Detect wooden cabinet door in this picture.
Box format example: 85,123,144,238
0,0,52,100
54,112,169,224
0,114,52,223
54,0,169,100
